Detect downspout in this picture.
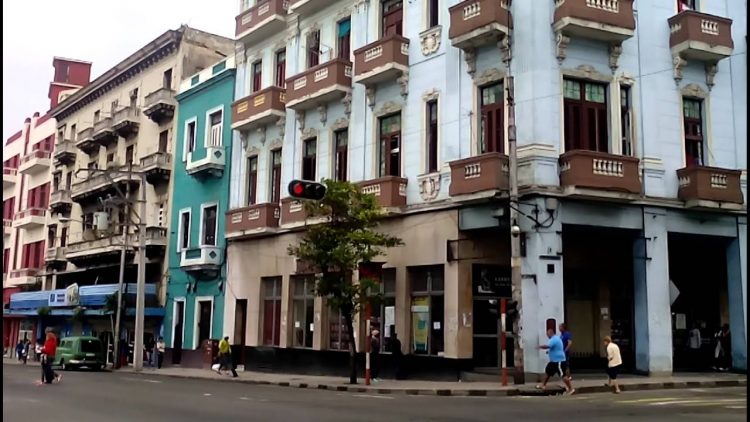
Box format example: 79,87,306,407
362,4,369,177
634,4,647,199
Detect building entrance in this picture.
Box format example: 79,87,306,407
472,264,512,368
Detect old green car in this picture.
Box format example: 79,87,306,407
54,336,105,371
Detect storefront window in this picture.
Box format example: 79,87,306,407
409,265,444,356
292,276,315,348
262,277,282,346
328,307,350,351
370,268,397,353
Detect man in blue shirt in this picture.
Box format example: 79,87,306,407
537,328,575,394
559,323,573,379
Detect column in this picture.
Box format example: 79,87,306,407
726,217,747,370
444,260,471,359
632,207,672,375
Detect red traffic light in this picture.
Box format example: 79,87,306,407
288,180,327,200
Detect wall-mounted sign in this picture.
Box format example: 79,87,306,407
472,264,511,297
66,284,80,306
48,292,67,307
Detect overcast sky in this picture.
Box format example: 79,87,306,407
2,0,236,142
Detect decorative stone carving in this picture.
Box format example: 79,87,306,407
419,26,442,56
334,9,350,22
234,44,246,65
374,101,402,117
317,104,327,124
301,127,318,140
269,137,283,150
705,63,718,90
342,92,353,116
619,73,636,86
365,87,376,109
276,117,286,140
463,49,477,77
257,126,267,145
398,71,409,97
422,88,439,102
672,54,687,84
475,68,505,87
499,36,512,66
246,145,261,157
608,43,623,72
681,83,708,99
332,117,349,131
417,173,441,201
352,0,367,13
239,132,248,149
295,110,306,132
555,31,570,64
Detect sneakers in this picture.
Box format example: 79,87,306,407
54,374,62,384
565,388,575,395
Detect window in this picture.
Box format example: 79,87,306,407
262,277,282,346
107,153,115,167
201,204,218,246
252,61,262,92
26,183,50,209
178,209,191,252
270,149,282,203
678,0,697,12
379,114,401,177
427,0,439,28
159,130,169,153
480,82,504,154
275,50,286,88
247,156,258,205
157,203,165,227
292,276,315,348
22,241,45,269
129,88,138,108
3,198,15,220
195,299,212,348
307,30,321,68
683,98,704,166
563,79,608,153
207,110,223,147
93,110,100,123
302,138,317,181
3,249,9,274
70,124,77,141
53,173,61,191
334,129,348,181
60,227,68,247
620,86,633,157
410,265,444,355
370,268,397,353
65,173,72,189
185,120,197,158
163,68,173,89
426,100,439,172
4,155,19,169
110,100,119,113
47,226,56,248
125,145,134,166
337,18,351,60
382,0,403,36
88,159,98,170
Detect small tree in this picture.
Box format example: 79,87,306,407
288,179,403,384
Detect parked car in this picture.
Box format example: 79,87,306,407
54,336,105,371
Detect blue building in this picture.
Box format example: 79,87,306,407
222,0,746,377
162,57,236,367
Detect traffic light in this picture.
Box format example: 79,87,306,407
288,179,327,200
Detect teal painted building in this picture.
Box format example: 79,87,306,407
163,57,235,367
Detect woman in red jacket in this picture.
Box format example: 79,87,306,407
40,331,61,384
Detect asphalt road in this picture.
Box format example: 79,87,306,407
2,364,746,422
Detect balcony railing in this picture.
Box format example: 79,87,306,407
232,87,287,131
12,208,47,229
143,88,176,123
668,10,733,62
45,246,66,263
8,268,40,283
53,140,76,166
286,59,352,111
3,167,18,188
50,189,73,214
281,197,308,226
448,0,512,50
70,167,140,201
354,35,410,86
553,0,635,42
3,218,12,236
180,246,223,271
677,166,743,206
360,176,408,208
18,150,51,175
559,150,640,195
75,127,98,154
448,153,509,197
235,0,288,45
186,146,225,178
139,152,171,184
112,106,140,137
92,117,117,146
225,203,281,238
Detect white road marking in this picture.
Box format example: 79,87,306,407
725,405,747,409
650,398,745,406
239,397,252,401
352,394,394,400
203,393,212,396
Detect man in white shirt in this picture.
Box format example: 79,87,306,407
603,336,622,394
688,324,702,369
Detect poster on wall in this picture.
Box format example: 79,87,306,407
411,297,429,353
472,265,511,297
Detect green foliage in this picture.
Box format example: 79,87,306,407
37,306,51,317
103,293,119,315
71,306,86,322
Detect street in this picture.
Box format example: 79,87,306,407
2,364,746,422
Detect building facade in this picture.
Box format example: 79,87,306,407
220,0,747,378
42,26,235,352
3,57,91,355
162,57,236,368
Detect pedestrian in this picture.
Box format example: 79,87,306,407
390,331,404,380
15,340,24,363
713,324,731,371
35,340,42,362
370,329,381,382
537,328,574,395
22,339,30,365
559,323,573,379
603,336,622,394
687,323,702,369
217,336,237,378
40,331,61,384
156,337,165,369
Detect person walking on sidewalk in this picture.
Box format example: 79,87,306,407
156,337,165,369
604,336,622,394
537,328,574,395
370,329,381,382
217,336,238,378
559,323,573,379
15,340,24,363
40,331,61,385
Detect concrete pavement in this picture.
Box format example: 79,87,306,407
2,363,746,422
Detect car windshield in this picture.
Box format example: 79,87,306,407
80,340,101,353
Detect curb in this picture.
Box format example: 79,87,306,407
129,370,746,397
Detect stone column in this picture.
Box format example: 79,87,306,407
279,274,291,348
726,217,747,370
444,260,471,359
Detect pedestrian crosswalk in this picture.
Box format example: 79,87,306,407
616,396,746,409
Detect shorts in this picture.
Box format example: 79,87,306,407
545,361,569,378
606,365,621,380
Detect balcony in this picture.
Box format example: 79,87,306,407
112,106,140,137
70,168,140,202
12,208,47,229
353,35,410,87
3,219,11,237
677,166,743,208
448,0,512,50
286,59,353,111
18,150,51,175
668,11,733,63
3,167,17,188
559,150,641,196
225,203,280,239
186,146,225,178
65,231,135,266
288,0,338,17
75,127,98,154
49,189,73,215
553,0,635,43
281,197,308,226
7,268,41,287
139,152,171,185
360,176,408,209
448,153,509,198
231,87,286,132
52,140,76,166
45,246,67,265
180,246,223,277
137,226,169,259
235,0,288,46
143,88,176,123
92,117,118,146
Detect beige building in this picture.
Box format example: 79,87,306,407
46,26,234,342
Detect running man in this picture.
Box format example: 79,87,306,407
537,328,574,395
559,323,573,379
